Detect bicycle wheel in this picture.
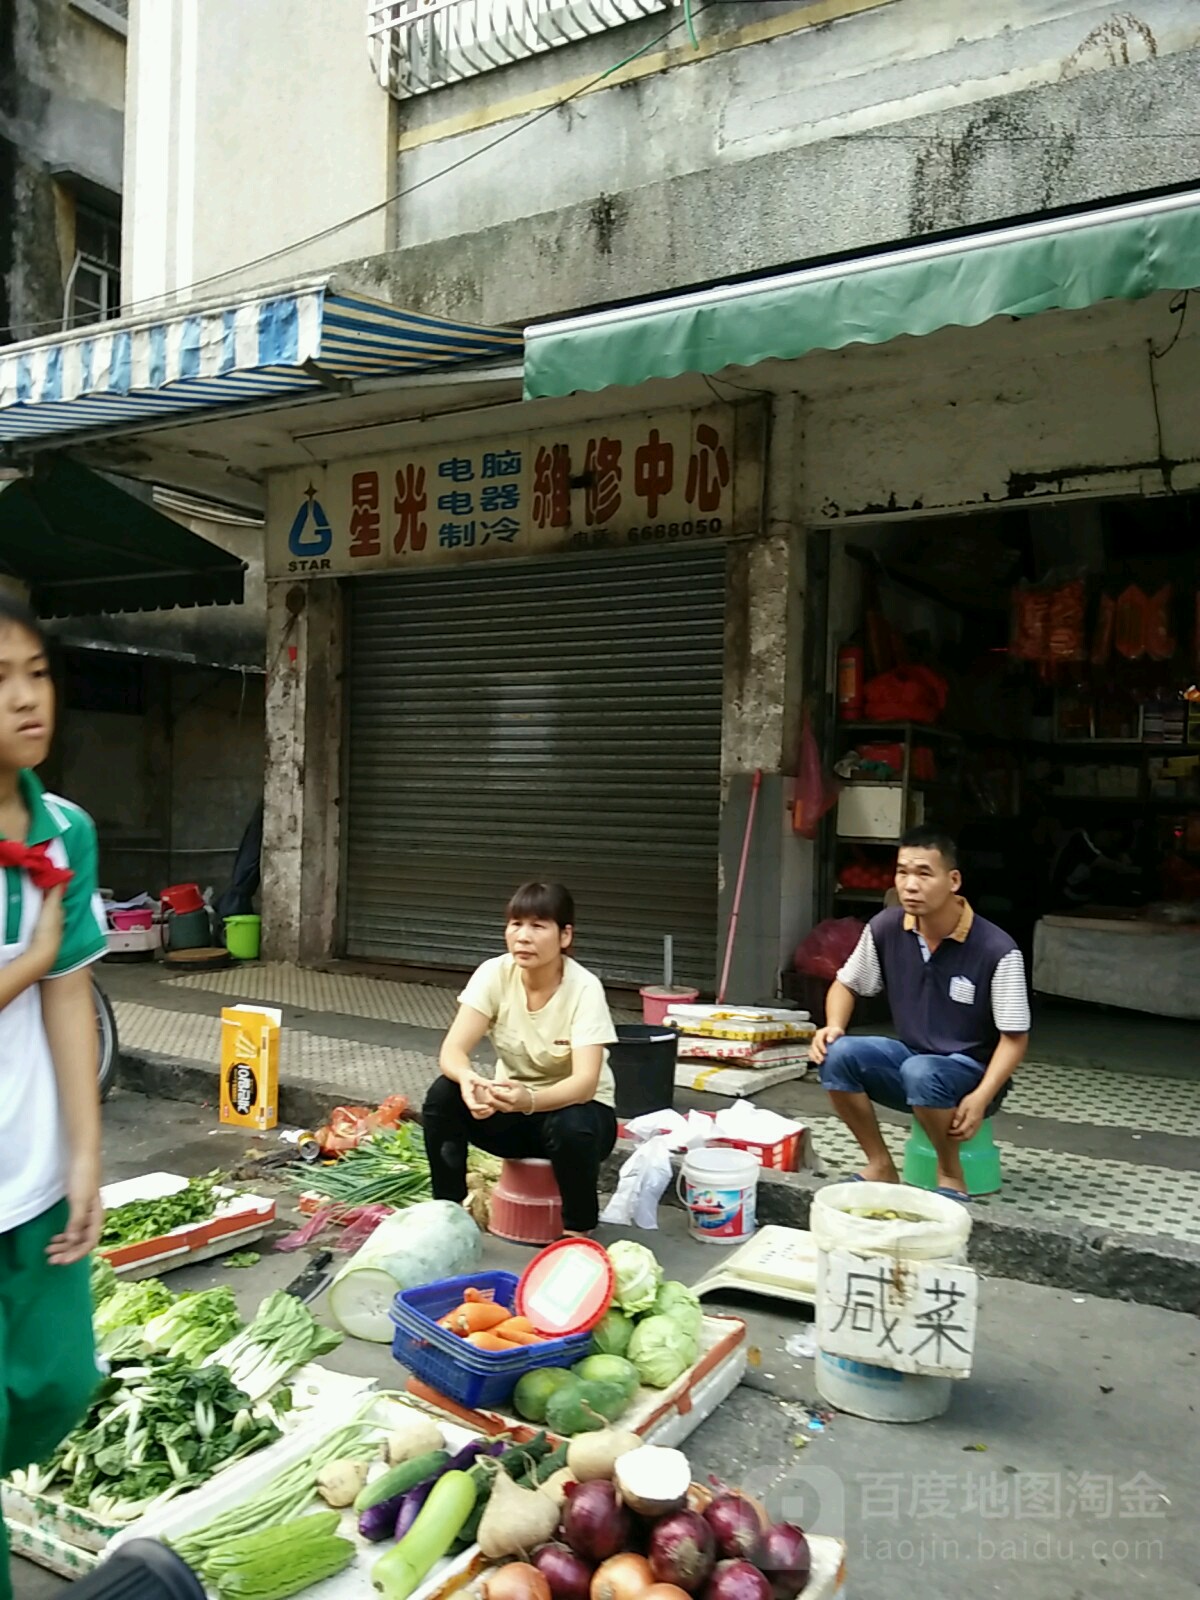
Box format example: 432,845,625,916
94,977,119,1102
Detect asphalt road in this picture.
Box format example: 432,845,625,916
11,1093,1197,1600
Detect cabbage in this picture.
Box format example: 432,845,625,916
607,1241,663,1316
328,1200,483,1343
591,1308,635,1358
627,1314,697,1389
652,1280,703,1341
93,1279,175,1337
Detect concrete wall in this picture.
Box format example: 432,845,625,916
0,0,125,342
347,0,1200,324
125,0,394,306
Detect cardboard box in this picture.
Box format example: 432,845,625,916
219,1004,281,1129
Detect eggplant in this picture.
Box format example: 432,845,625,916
390,1439,505,1543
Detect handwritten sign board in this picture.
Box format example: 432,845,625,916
816,1249,979,1379
266,403,764,578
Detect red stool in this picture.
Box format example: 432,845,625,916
489,1158,563,1245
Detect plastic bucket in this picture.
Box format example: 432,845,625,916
161,883,204,916
609,1024,678,1119
640,985,699,1025
677,1145,759,1245
811,1181,972,1423
111,908,154,932
164,907,210,952
224,914,262,961
815,1351,952,1423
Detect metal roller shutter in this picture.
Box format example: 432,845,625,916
343,546,725,986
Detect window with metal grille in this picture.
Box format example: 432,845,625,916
368,0,674,98
68,204,121,328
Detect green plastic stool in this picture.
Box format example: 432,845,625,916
902,1117,1002,1196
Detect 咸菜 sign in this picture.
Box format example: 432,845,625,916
816,1249,979,1379
266,403,763,577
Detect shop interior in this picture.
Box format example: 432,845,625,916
816,495,1200,1048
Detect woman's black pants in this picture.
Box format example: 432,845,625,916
422,1075,618,1232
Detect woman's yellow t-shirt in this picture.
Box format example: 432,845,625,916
458,954,617,1107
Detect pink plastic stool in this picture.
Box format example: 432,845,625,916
489,1158,563,1245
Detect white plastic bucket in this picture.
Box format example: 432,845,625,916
677,1146,759,1244
811,1181,972,1423
815,1351,953,1423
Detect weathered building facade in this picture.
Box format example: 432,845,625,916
5,0,1200,994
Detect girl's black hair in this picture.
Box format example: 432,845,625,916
505,881,575,929
0,589,47,651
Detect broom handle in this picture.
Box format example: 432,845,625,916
717,768,762,1005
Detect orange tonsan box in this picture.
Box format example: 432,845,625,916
219,1004,282,1130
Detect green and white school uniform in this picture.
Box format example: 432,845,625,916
0,770,108,1600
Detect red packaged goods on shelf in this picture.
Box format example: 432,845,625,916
1011,586,1050,661
1046,579,1086,660
1145,585,1176,661
1115,585,1147,660
1091,592,1116,666
794,918,864,979
863,666,948,724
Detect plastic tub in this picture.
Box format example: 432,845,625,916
160,883,204,916
609,1024,678,1119
640,985,699,1025
389,1269,592,1410
677,1146,759,1245
111,908,154,932
164,908,210,952
223,914,262,961
488,1158,562,1246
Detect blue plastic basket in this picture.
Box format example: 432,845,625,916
390,1269,593,1411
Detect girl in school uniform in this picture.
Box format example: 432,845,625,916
0,593,109,1600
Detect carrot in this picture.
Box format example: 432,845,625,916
463,1287,496,1304
466,1331,519,1351
444,1301,512,1335
492,1318,542,1345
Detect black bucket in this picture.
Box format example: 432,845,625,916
609,1024,678,1120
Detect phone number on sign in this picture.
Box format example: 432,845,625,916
628,518,724,542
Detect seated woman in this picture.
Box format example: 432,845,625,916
422,881,618,1236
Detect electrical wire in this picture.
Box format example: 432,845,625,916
1,5,715,344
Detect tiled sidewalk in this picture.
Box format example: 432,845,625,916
105,960,1200,1248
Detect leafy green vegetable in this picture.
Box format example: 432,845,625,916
291,1126,431,1209
223,1252,262,1270
626,1314,697,1389
206,1292,342,1401
90,1256,119,1308
607,1240,662,1316
93,1278,175,1338
144,1288,244,1366
10,1354,280,1523
100,1173,221,1248
651,1280,703,1341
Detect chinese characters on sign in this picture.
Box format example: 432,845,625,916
816,1250,979,1378
268,403,763,578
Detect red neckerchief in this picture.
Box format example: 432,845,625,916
0,839,74,890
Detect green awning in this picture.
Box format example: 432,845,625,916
524,189,1200,400
0,458,245,616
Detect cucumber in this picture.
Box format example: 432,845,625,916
355,1450,450,1513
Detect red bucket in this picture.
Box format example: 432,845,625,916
161,883,204,915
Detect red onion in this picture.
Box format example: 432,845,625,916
703,1562,772,1600
703,1496,763,1561
562,1482,632,1565
533,1544,594,1600
751,1525,811,1600
648,1510,716,1594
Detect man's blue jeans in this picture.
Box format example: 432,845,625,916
820,1035,987,1112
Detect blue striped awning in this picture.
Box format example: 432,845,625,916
0,278,523,446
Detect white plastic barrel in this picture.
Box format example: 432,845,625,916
811,1182,973,1423
677,1146,760,1244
